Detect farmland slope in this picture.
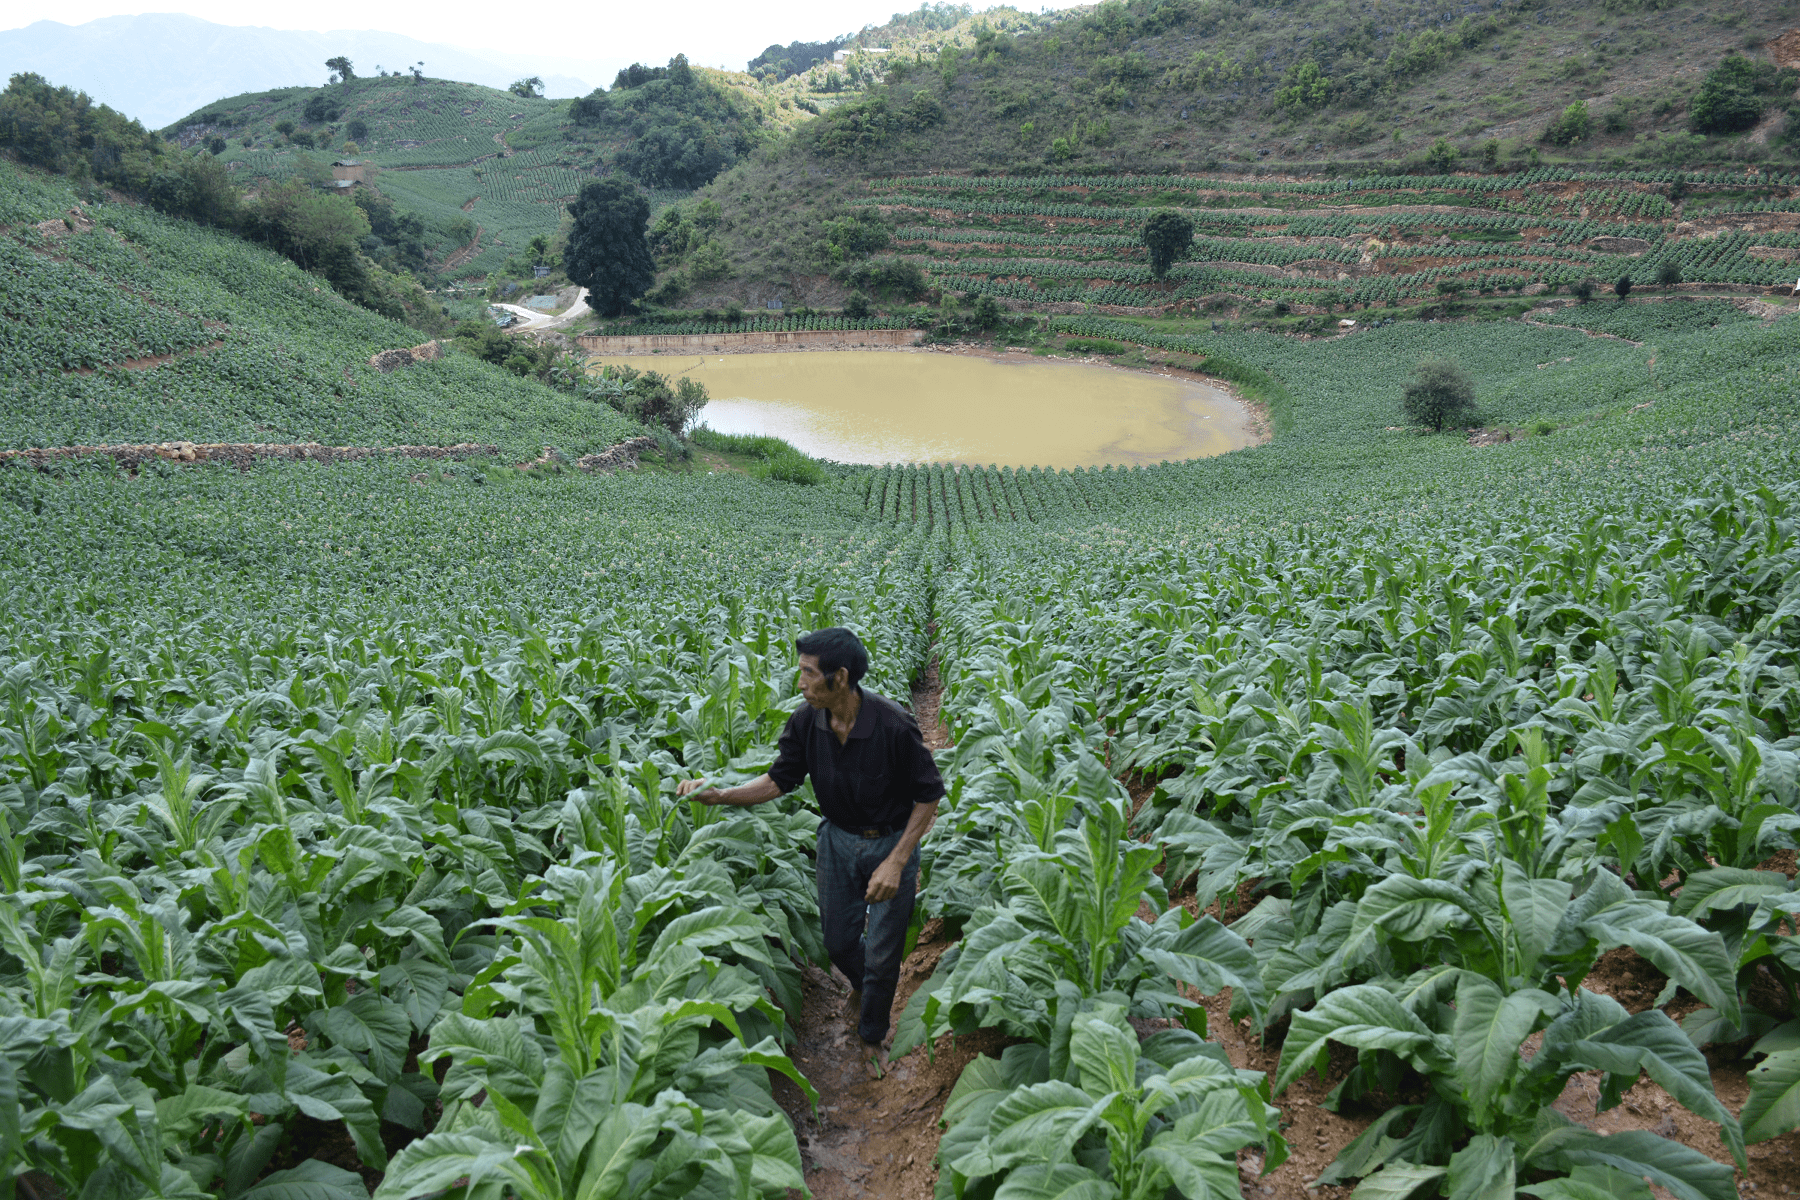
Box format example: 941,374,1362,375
0,162,636,454
680,0,1800,300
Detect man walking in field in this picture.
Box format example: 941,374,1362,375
678,628,942,1068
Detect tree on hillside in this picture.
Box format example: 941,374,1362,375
1542,100,1591,146
1614,275,1632,300
1657,261,1683,289
325,57,354,84
509,77,544,99
564,178,656,317
1690,54,1788,134
1401,360,1476,432
1141,210,1193,280
1274,60,1329,114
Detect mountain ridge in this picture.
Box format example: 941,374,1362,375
0,14,616,128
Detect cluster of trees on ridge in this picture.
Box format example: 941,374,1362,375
569,55,768,190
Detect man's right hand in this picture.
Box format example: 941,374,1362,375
675,774,780,809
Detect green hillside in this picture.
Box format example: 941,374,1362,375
167,66,796,281
659,0,1800,304
0,162,636,454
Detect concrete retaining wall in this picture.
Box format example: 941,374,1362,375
577,328,925,353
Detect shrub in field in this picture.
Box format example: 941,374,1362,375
1400,358,1477,431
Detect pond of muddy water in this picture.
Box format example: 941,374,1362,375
591,351,1256,468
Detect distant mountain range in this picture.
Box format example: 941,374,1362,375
0,14,626,128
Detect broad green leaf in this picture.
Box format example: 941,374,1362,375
1348,1162,1447,1200
1142,1138,1242,1199
732,1111,805,1196
155,1084,248,1145
1451,978,1556,1123
1573,872,1740,1026
371,1131,526,1200
1068,1013,1138,1099
379,959,451,1034
1275,985,1450,1097
238,1159,372,1200
424,1013,546,1104
1565,1010,1744,1168
373,906,451,968
1137,915,1266,1028
646,907,773,969
956,1081,1107,1176
1750,1018,1800,1057
1004,857,1082,946
1314,1106,1419,1186
1741,1047,1800,1143
1555,1129,1735,1200
1345,874,1497,960
1445,1134,1513,1200
1519,1164,1655,1200
311,993,411,1082
1671,868,1792,921
576,1098,681,1200
281,1063,387,1170
991,1162,1118,1200
1501,870,1570,974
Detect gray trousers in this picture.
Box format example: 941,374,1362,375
816,819,919,1044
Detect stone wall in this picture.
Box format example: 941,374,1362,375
576,328,925,354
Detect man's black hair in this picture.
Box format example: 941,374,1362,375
796,627,869,688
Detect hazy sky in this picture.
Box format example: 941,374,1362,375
1,2,1090,72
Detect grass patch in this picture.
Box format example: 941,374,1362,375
690,426,825,484
1061,337,1130,356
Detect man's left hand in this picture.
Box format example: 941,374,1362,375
866,859,903,903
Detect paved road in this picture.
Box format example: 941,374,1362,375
493,289,591,332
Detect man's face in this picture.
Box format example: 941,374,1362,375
798,654,848,707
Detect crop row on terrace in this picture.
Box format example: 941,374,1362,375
0,169,635,456
860,169,1800,313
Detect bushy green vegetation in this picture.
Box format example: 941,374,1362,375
570,56,768,190
5,237,1800,1197
0,164,635,455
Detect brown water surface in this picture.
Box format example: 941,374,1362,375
592,351,1256,467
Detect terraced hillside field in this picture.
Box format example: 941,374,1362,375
863,168,1800,316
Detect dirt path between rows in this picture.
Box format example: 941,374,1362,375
770,640,977,1200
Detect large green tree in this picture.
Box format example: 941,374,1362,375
325,56,355,83
1400,359,1477,432
1141,209,1193,280
1690,55,1766,134
564,178,656,317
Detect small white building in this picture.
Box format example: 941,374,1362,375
833,47,889,63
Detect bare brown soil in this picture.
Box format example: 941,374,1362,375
64,339,225,375
443,225,484,271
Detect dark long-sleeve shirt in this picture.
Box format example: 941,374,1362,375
767,686,945,831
